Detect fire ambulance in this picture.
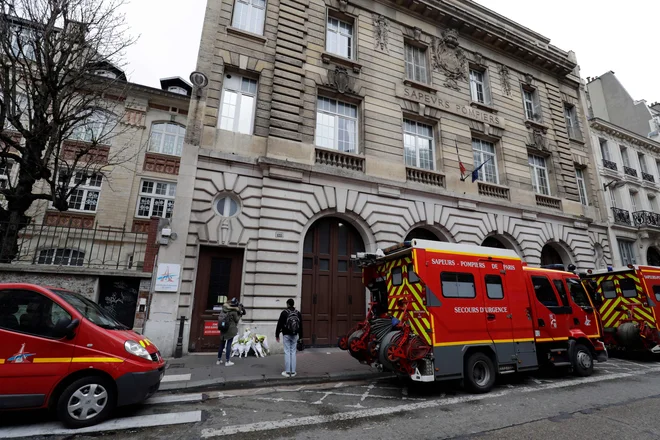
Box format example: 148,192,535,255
339,240,607,393
584,265,660,353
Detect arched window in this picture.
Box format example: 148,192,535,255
149,122,185,156
71,110,116,144
94,70,117,79
37,248,85,266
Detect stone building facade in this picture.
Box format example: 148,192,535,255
148,0,611,356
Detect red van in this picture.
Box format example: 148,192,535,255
0,284,165,428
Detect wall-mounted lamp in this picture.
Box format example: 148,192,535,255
603,180,625,191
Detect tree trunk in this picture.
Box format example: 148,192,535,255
0,209,29,263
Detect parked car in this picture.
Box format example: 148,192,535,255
0,284,165,428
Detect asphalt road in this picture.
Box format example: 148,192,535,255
3,356,660,440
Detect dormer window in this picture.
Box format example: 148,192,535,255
94,70,117,79
168,86,188,96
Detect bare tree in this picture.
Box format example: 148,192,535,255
0,0,137,262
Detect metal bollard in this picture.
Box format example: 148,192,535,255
174,315,186,358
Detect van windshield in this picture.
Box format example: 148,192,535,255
50,289,126,330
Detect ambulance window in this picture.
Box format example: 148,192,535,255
567,279,591,307
552,280,569,306
0,290,71,338
620,278,637,298
441,272,476,298
531,276,560,307
653,285,660,302
408,264,420,283
392,267,403,286
602,280,617,299
485,275,504,299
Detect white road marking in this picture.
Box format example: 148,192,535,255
1,411,202,439
201,367,660,438
303,389,425,401
360,383,375,402
616,358,651,369
312,392,332,405
334,382,344,388
145,393,204,405
162,373,192,383
256,397,307,404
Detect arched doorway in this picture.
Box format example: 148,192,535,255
647,247,660,266
301,217,365,346
482,236,508,249
405,227,443,242
541,244,565,267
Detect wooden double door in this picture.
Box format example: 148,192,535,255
189,247,244,352
301,218,366,346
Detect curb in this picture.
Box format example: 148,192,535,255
159,371,394,393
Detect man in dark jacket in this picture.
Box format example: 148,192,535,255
275,298,303,377
217,298,241,366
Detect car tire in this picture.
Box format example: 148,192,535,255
572,343,594,377
56,376,116,429
464,352,496,394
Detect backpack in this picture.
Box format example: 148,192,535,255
285,309,300,334
217,310,230,333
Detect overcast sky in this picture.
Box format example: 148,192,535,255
124,0,660,104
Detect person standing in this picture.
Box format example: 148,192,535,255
217,297,241,366
275,298,303,377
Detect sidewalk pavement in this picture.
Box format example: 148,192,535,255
159,347,388,392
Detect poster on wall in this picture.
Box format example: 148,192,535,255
154,263,181,292
204,321,220,336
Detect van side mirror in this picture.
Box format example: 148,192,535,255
54,317,80,339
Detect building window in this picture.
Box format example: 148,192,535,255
231,0,266,35
404,43,428,84
618,239,637,265
10,26,37,60
59,171,102,213
649,195,658,212
403,119,434,170
149,122,185,156
136,180,176,219
470,69,491,104
638,153,648,174
609,187,618,208
94,70,117,79
575,167,588,206
37,248,85,267
218,73,258,135
472,138,498,184
168,86,188,96
620,146,631,168
564,104,581,139
629,190,639,212
523,88,542,122
600,138,611,161
315,97,358,153
528,154,550,195
70,110,115,144
326,16,353,59
215,195,240,217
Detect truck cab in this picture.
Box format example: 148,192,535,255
341,240,607,394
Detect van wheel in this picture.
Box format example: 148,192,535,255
56,376,116,429
464,352,496,394
572,344,594,377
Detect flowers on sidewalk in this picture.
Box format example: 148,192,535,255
231,328,270,358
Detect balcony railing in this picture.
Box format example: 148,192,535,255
612,207,632,226
603,159,618,171
315,148,365,172
624,166,638,177
642,172,655,183
633,211,660,228
477,182,510,200
406,167,445,188
0,221,149,270
535,194,562,210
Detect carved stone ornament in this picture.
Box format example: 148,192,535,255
498,64,512,96
372,14,389,52
528,128,547,150
338,0,348,12
524,73,534,85
473,52,483,65
432,28,467,92
413,27,422,41
327,66,355,94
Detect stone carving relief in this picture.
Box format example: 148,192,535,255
432,29,467,91
338,0,348,12
524,73,534,85
326,66,355,94
498,64,512,96
527,128,548,151
473,52,483,66
413,27,422,41
372,14,389,52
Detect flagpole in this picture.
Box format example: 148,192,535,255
455,140,466,181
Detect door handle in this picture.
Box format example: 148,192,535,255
487,313,496,321
506,314,512,319
574,318,579,325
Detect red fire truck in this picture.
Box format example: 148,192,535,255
584,265,660,353
339,240,607,393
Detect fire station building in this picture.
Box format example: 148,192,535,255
145,0,611,356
